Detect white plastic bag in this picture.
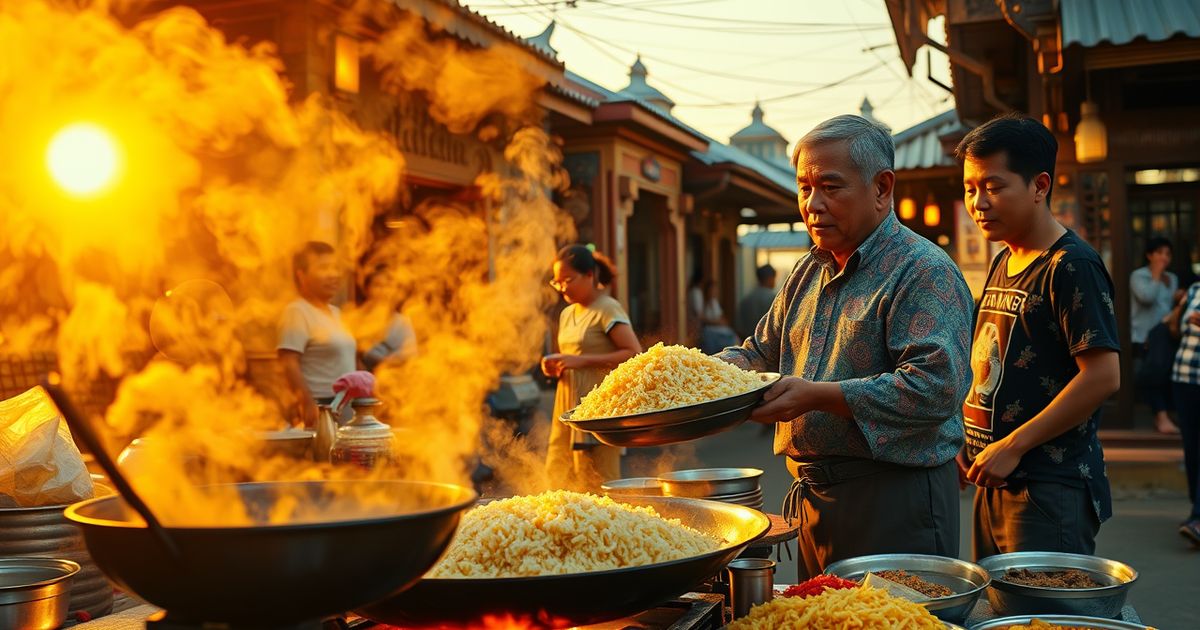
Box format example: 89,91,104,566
0,386,94,507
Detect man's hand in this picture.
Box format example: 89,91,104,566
965,437,1024,488
299,400,319,429
750,376,826,425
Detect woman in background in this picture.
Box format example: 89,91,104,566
542,245,641,488
1131,237,1179,433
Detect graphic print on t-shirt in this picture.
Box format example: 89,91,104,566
963,287,1025,458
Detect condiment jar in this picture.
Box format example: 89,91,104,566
330,398,394,470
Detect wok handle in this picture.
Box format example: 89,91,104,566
42,376,182,560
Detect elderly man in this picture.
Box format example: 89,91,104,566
718,115,973,578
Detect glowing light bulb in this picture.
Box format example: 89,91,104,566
46,123,121,196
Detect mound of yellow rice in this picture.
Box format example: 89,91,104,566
427,490,720,578
572,343,763,420
727,585,944,629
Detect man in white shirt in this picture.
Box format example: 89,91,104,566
277,241,357,427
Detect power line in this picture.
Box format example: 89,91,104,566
586,0,892,29
673,59,891,108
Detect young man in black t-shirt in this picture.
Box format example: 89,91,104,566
955,115,1121,559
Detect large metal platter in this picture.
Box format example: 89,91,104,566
579,402,760,447
560,372,781,430
355,496,771,628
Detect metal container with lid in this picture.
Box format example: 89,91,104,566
0,557,80,630
330,398,394,470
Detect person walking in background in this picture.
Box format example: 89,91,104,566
736,264,778,340
1170,281,1200,545
277,241,357,428
956,114,1120,560
1132,236,1180,434
356,266,418,372
542,245,642,489
695,279,739,354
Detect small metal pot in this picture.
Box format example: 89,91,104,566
0,557,80,630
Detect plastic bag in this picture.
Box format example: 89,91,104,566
0,386,94,507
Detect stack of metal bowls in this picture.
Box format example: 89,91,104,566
657,468,764,512
823,553,990,625
977,551,1138,619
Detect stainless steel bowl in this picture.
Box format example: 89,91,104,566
600,478,663,496
256,428,316,459
659,468,764,497
580,403,759,447
0,558,80,630
561,372,781,430
969,614,1150,630
978,552,1137,619
823,553,990,624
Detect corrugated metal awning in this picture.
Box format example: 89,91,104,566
892,110,963,172
1061,0,1200,47
738,230,811,250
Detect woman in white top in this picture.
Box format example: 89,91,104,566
277,241,357,428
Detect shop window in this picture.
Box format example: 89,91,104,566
1079,171,1112,271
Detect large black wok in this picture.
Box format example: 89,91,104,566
64,480,476,626
356,496,771,627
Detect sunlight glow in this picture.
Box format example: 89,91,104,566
46,123,121,196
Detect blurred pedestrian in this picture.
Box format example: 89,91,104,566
356,266,418,372
1170,281,1200,545
736,264,778,339
1132,236,1180,434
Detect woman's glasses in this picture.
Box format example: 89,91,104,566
549,275,581,291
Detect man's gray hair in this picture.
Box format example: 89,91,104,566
791,114,894,181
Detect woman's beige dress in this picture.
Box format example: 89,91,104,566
545,294,631,488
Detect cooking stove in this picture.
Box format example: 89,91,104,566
350,594,726,630
73,593,726,630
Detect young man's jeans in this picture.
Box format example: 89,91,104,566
973,481,1100,560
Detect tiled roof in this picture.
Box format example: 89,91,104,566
691,140,796,193
739,229,811,250
1060,0,1200,47
892,109,962,171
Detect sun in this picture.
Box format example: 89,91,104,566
46,123,121,196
